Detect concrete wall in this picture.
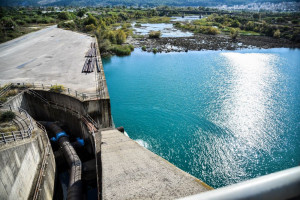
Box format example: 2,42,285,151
0,129,55,200
3,89,110,154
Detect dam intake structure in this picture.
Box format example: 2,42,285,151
40,122,83,200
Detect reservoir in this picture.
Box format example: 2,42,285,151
103,48,300,188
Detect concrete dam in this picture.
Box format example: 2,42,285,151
0,27,211,200
1,27,300,200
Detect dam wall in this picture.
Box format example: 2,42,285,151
0,122,55,200
3,89,111,154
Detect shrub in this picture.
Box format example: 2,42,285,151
135,23,142,27
149,31,161,38
0,97,7,104
77,9,86,18
0,111,16,122
230,28,239,40
99,39,111,53
1,17,17,30
50,85,65,93
142,46,146,51
6,89,18,97
273,29,280,38
58,12,70,20
128,44,134,51
111,45,134,56
84,14,97,26
107,31,117,44
230,20,240,28
58,21,76,30
152,48,158,54
116,29,127,45
0,125,18,132
196,26,220,35
15,19,26,25
85,24,96,32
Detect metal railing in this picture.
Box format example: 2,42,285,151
0,83,13,97
179,166,300,200
10,82,101,101
0,108,34,144
33,121,52,200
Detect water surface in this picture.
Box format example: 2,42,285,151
132,22,193,37
103,48,300,188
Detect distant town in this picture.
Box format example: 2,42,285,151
214,1,300,12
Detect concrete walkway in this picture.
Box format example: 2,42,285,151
0,26,96,93
100,129,212,200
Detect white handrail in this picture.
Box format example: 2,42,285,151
179,166,300,200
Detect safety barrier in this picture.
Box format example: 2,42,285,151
0,108,34,144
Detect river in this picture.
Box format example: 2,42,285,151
102,48,300,188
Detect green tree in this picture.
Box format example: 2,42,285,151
116,29,126,45
230,28,239,40
85,24,96,32
245,21,254,31
58,12,70,20
77,9,86,18
231,20,240,28
253,13,259,20
1,17,17,30
84,14,97,26
106,31,116,44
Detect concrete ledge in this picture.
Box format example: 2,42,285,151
100,129,212,200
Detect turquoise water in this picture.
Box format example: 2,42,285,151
103,48,300,188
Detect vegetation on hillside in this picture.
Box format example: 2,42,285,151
1,6,299,56
174,12,300,41
0,0,294,7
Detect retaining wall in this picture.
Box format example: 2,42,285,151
0,128,55,200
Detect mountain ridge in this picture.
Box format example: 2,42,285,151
1,0,299,7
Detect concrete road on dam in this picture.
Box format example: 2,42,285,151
0,25,97,93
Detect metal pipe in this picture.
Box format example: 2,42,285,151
40,122,83,200
179,166,300,200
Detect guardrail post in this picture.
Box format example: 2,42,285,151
12,132,16,141
2,134,6,144
21,131,24,139
42,84,44,89
75,91,78,97
33,83,35,88
68,88,70,94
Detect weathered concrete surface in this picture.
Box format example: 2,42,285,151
100,129,212,200
0,120,55,200
0,26,96,92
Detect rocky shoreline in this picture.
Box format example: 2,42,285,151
128,34,300,53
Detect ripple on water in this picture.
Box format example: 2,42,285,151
103,48,300,188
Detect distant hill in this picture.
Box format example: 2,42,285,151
1,0,299,7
